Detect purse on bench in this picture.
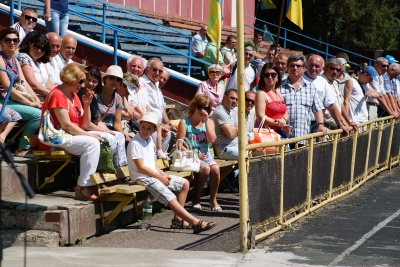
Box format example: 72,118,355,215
170,138,200,173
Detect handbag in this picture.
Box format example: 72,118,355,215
13,79,34,101
96,139,116,174
170,138,200,173
248,116,281,154
38,92,73,147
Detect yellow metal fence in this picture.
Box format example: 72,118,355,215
244,117,400,247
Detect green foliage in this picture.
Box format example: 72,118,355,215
282,224,292,231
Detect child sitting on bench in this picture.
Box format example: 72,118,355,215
126,112,216,234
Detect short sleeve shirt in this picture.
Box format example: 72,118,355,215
192,33,207,56
141,74,166,123
195,80,224,113
18,52,49,86
212,104,238,151
126,133,157,183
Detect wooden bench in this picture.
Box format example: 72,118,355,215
91,160,193,228
25,135,78,191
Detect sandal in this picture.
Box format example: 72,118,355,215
210,203,223,212
170,219,192,229
193,220,216,234
75,185,98,201
192,203,202,210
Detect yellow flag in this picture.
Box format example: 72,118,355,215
207,0,222,48
262,0,277,9
286,0,303,30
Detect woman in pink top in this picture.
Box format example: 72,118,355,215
195,64,224,114
255,64,291,137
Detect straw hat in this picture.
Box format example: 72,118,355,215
137,112,159,129
102,65,124,81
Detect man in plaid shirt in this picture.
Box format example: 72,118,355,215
280,54,326,146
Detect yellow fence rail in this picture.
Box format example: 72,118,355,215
243,117,400,247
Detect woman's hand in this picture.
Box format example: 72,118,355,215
132,110,142,121
82,89,93,105
198,153,207,160
90,133,102,142
201,110,209,122
283,125,292,136
123,132,131,142
275,118,286,128
31,101,42,109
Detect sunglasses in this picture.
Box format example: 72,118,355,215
108,76,122,82
79,79,85,85
33,43,45,51
196,104,209,111
263,72,278,78
380,64,389,68
245,52,254,58
25,15,38,22
289,64,303,69
3,38,19,44
245,98,255,104
329,66,341,72
152,68,163,74
209,70,221,75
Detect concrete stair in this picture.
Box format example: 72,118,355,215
1,159,140,247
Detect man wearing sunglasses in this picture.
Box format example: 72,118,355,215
11,8,38,44
303,56,350,136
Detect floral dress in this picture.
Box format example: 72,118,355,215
183,117,216,169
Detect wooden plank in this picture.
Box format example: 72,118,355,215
116,185,147,195
156,159,170,169
165,170,192,178
90,172,118,185
215,159,238,168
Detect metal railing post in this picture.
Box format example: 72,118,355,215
17,0,21,12
10,0,15,26
113,30,118,65
283,29,287,48
0,68,15,119
325,44,329,62
187,37,192,77
102,3,106,44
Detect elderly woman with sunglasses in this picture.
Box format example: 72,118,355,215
176,94,221,211
195,64,224,114
0,28,42,156
38,63,101,200
97,65,130,142
255,63,291,138
17,31,55,99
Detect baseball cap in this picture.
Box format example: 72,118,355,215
384,55,398,64
362,66,378,82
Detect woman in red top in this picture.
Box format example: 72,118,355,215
255,64,291,137
39,63,101,200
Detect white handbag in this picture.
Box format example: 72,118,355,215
38,92,73,147
170,138,200,173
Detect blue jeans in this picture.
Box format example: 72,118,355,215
45,9,69,37
215,144,238,160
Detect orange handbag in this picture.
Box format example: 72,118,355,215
248,116,281,154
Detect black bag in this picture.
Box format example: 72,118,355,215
128,119,140,133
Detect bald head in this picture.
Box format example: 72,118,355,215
60,35,77,60
306,55,325,79
274,51,288,77
47,32,61,57
199,25,207,39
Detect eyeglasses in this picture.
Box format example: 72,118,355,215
196,104,209,112
329,66,341,72
78,79,85,85
245,52,254,58
152,68,163,74
289,64,303,69
245,98,255,104
25,15,38,22
263,72,278,78
108,76,122,82
33,43,45,51
380,64,389,68
209,70,221,75
3,38,19,44
229,96,238,101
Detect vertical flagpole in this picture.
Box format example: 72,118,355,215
237,0,249,252
274,0,285,57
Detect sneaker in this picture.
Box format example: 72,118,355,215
156,150,170,160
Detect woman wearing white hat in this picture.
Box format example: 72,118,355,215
97,65,131,142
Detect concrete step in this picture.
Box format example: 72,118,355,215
1,159,34,197
2,229,60,247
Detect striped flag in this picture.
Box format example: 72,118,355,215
286,0,303,30
261,0,277,10
207,0,222,48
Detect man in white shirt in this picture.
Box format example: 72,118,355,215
141,58,176,153
49,35,76,85
221,35,237,65
45,32,61,85
303,56,349,135
226,47,258,92
191,25,207,59
11,8,38,44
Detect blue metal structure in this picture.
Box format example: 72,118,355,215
0,68,15,119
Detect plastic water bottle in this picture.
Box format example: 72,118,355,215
141,195,152,230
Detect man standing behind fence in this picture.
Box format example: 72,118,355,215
279,54,326,147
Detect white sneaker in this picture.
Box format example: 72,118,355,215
157,150,170,160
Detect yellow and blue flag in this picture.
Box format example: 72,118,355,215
286,0,303,30
207,0,222,48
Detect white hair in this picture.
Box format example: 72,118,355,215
127,54,147,68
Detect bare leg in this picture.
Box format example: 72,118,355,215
174,179,189,221
209,165,221,207
0,122,16,142
193,166,210,206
